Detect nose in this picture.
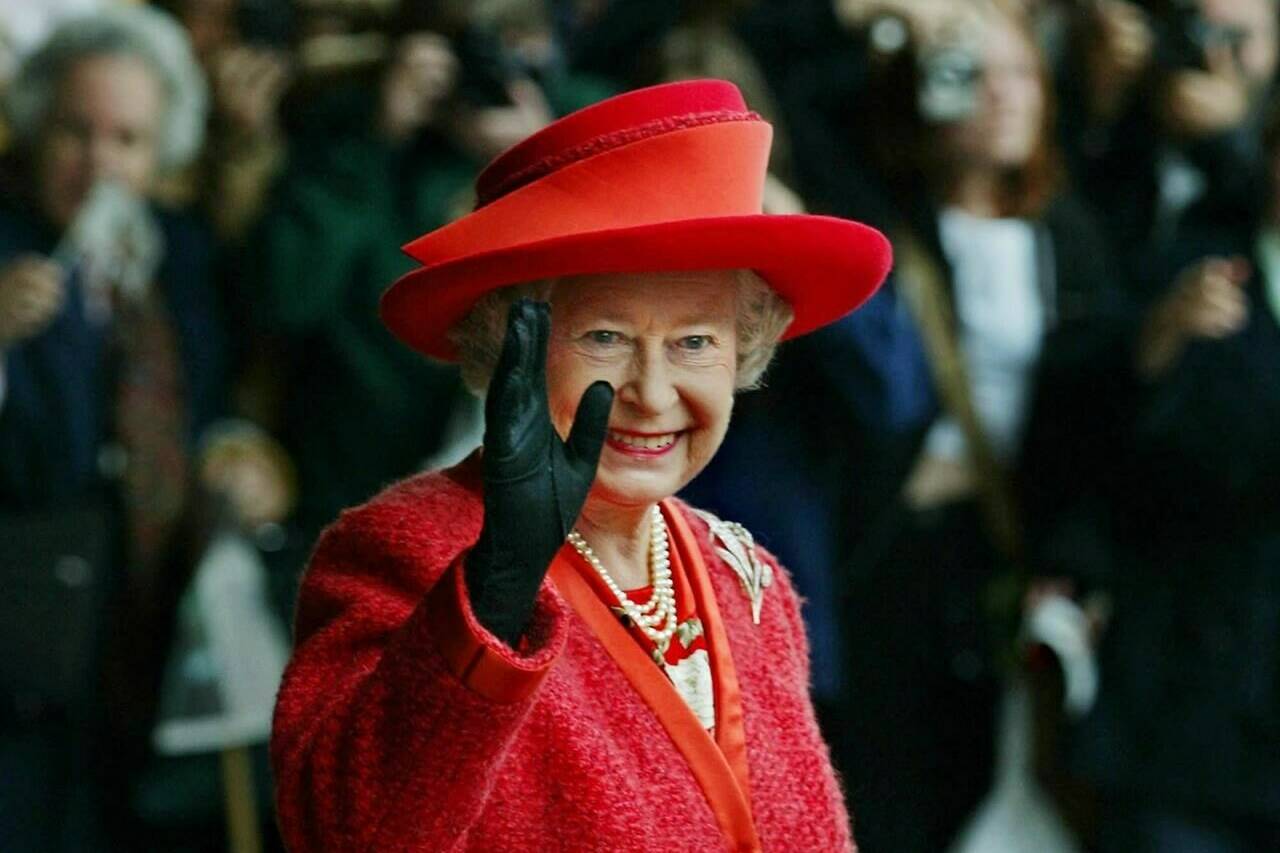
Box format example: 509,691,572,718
617,344,678,415
86,134,120,182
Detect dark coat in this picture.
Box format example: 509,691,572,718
1022,219,1280,818
0,194,227,853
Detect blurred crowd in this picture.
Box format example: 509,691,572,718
0,0,1277,851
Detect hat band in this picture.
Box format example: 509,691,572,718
477,109,762,206
403,120,772,269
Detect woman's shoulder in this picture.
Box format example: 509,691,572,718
668,498,800,606
309,454,485,579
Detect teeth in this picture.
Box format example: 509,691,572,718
608,431,677,450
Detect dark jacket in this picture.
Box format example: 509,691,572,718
247,116,471,535
0,193,227,852
1022,218,1280,817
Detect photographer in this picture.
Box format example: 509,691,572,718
244,16,558,567
1019,95,1280,853
0,7,293,850
1071,0,1279,284
684,3,1128,850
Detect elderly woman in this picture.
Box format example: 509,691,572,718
270,79,890,851
0,7,289,850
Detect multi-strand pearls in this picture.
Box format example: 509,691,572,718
567,505,677,656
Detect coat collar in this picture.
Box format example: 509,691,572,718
548,498,761,852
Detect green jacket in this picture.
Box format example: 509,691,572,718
250,125,476,530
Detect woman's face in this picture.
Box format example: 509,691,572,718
37,54,165,228
545,270,739,513
942,15,1043,172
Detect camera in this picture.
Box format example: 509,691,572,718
865,13,983,124
917,41,982,123
1157,0,1247,72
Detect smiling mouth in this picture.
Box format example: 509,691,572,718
606,430,680,452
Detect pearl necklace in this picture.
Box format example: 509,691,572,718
567,506,678,654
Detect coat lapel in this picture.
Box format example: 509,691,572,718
547,498,760,852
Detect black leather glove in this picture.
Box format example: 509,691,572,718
465,299,614,645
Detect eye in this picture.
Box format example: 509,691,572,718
677,334,714,351
584,330,624,346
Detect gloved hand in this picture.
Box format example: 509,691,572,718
465,299,614,645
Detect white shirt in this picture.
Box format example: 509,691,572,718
1254,227,1280,327
924,207,1045,464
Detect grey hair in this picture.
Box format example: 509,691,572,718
448,270,794,397
4,5,207,170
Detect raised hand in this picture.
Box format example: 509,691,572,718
0,255,65,347
1137,256,1251,378
465,299,613,645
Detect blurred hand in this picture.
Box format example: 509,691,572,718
450,78,554,162
833,0,958,42
378,32,458,145
1160,42,1251,139
199,428,296,529
1137,255,1251,377
211,45,292,142
0,255,65,347
1024,577,1076,614
1024,578,1110,649
902,453,976,510
1083,0,1154,122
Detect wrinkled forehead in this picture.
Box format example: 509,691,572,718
551,270,740,326
54,53,165,121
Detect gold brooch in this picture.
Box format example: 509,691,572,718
676,617,704,648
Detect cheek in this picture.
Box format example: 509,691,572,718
40,135,85,187
1020,88,1043,137
119,143,160,192
684,367,736,449
545,344,619,439
37,139,88,224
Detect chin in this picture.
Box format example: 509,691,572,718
590,469,683,509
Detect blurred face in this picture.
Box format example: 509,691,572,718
176,0,239,65
37,54,165,228
943,15,1043,172
1201,0,1278,90
545,271,739,513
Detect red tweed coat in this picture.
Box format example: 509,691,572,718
271,457,853,851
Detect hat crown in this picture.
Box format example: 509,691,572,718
475,79,758,207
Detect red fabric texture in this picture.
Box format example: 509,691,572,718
545,504,759,851
271,457,855,852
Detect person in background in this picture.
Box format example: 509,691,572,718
689,3,1124,850
155,0,293,245
1064,0,1278,283
1020,94,1280,853
244,17,512,573
0,6,290,850
466,0,618,121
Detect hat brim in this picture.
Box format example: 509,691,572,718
381,213,892,361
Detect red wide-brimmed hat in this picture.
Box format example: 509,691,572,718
381,79,892,361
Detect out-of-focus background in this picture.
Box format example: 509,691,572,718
0,0,1277,851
